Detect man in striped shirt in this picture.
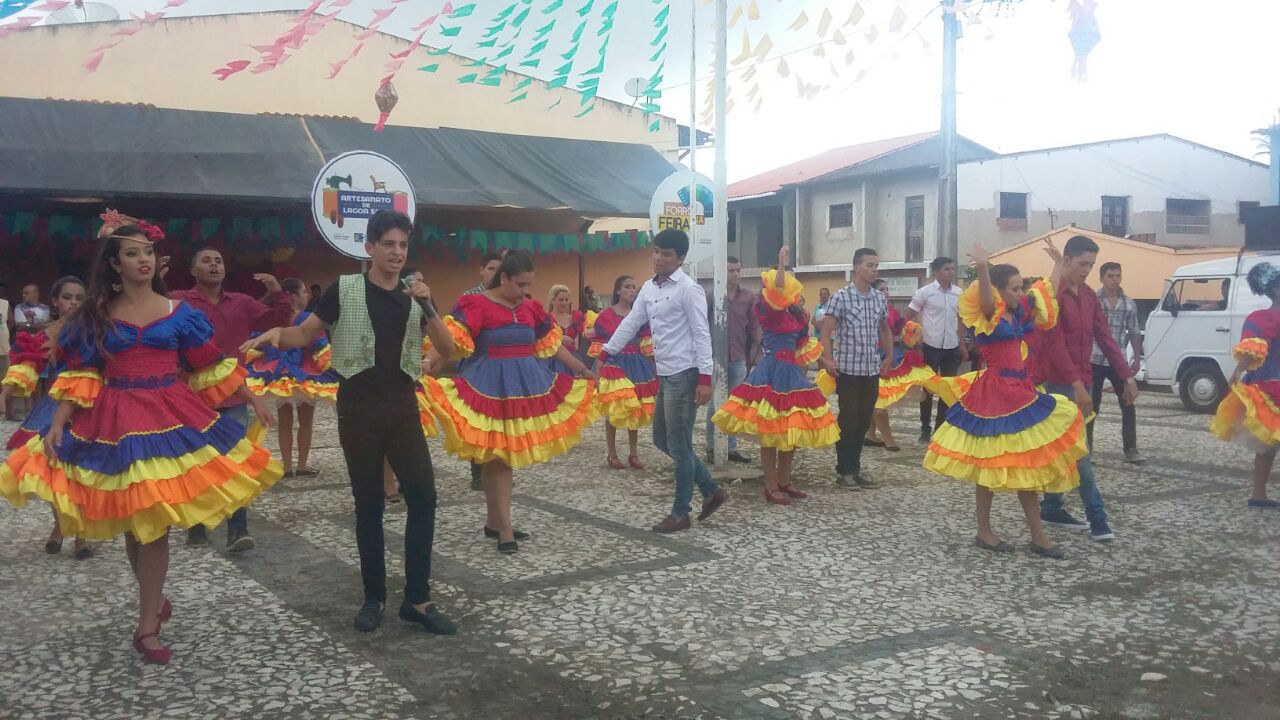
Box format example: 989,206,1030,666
1091,261,1145,464
819,248,895,490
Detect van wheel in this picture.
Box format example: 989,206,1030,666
1179,362,1226,414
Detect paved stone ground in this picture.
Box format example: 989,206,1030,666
2,393,1279,719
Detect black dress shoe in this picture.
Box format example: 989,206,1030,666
497,541,519,554
399,601,458,635
354,600,384,632
727,451,752,464
484,527,531,541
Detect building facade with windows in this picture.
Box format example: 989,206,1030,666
728,133,1269,294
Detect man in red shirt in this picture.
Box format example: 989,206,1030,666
169,248,293,551
1032,235,1138,542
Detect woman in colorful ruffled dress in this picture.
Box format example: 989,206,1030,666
589,274,657,470
423,250,597,554
546,284,593,376
1211,261,1280,509
0,212,281,663
712,247,837,504
1,276,93,558
864,279,937,452
922,244,1086,559
244,278,339,478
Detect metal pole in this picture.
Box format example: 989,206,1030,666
937,1,959,260
711,0,729,469
1269,128,1280,205
689,0,699,258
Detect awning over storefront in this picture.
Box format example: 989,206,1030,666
0,97,674,216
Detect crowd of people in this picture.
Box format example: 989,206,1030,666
3,208,1277,667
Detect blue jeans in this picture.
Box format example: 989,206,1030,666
656,368,720,518
705,359,748,453
1040,383,1108,526
219,404,251,532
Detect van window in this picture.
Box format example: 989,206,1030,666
1161,278,1230,313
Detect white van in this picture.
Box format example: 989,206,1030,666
1143,252,1276,413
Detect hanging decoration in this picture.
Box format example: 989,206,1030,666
372,81,399,131
79,0,188,72
1067,0,1100,81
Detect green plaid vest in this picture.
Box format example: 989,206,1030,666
329,274,423,380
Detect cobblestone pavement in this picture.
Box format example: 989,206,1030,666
2,393,1279,719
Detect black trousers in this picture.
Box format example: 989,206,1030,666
835,374,880,476
1089,363,1137,452
337,410,438,605
920,344,964,433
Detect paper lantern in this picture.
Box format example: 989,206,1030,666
373,82,398,132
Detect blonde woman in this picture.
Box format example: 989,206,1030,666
546,284,592,376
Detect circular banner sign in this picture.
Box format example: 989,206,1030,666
649,168,717,270
311,150,417,260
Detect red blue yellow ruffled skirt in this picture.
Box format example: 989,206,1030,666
0,366,282,544
923,375,1086,493
877,349,938,409
595,353,658,430
423,355,597,468
712,355,838,451
244,345,339,405
1211,381,1280,449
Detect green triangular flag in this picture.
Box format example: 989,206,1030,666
575,103,595,117
439,25,461,37
507,91,529,103
457,73,478,83
576,0,594,17
418,63,440,72
542,0,563,13
449,3,477,17
514,77,534,89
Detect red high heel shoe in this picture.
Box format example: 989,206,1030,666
762,488,792,505
607,455,626,470
133,631,172,665
778,485,808,499
158,598,172,625
628,455,644,470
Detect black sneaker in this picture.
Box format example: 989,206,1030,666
399,601,458,635
483,527,531,541
1041,509,1089,530
354,600,383,632
835,474,861,490
227,527,256,553
727,451,753,464
185,525,209,547
919,429,932,443
855,474,882,490
1090,521,1116,541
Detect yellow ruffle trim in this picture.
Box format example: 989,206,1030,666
49,369,102,408
923,393,1086,492
639,336,654,357
900,321,922,349
534,322,563,359
313,344,333,372
923,371,980,407
1211,383,1280,446
2,361,38,398
876,365,937,409
0,438,281,544
423,376,599,469
596,375,650,429
586,340,603,359
444,315,474,359
1233,338,1268,372
189,359,247,408
815,369,836,396
415,385,438,438
711,400,838,451
1027,279,1058,331
760,269,804,310
795,337,823,365
583,310,598,334
958,283,1007,336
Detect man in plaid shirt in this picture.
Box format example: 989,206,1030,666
1091,262,1145,464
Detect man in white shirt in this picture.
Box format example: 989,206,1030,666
905,257,967,442
597,229,728,533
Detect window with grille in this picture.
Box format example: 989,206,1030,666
1166,198,1211,234
828,202,854,229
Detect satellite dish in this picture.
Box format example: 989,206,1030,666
47,2,120,24
623,77,645,107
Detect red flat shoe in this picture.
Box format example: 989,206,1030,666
763,488,792,505
778,485,808,499
628,455,644,470
607,455,626,470
133,632,172,665
158,598,172,624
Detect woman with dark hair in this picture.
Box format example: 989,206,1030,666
423,249,597,554
1212,261,1280,508
923,244,1085,559
864,279,937,452
0,210,281,663
712,246,837,504
1,275,92,558
589,274,656,470
244,277,341,478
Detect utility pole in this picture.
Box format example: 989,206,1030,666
937,1,960,261
711,0,729,469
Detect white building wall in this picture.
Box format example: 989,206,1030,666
956,136,1269,258
802,169,936,266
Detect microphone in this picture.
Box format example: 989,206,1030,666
401,276,437,319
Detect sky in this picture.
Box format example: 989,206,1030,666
29,0,1280,182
